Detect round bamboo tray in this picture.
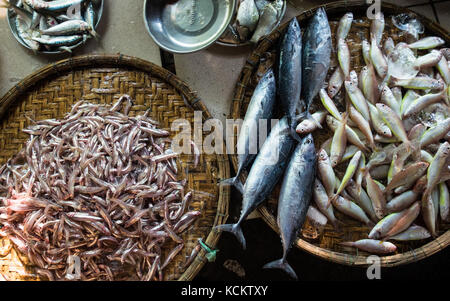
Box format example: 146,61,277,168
230,1,450,267
0,54,230,280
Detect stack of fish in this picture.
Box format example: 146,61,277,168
3,0,100,53
221,0,284,44
307,11,450,257
220,8,449,279
218,8,332,280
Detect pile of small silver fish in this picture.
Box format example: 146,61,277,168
301,12,450,257
221,0,284,44
0,95,200,281
2,0,100,53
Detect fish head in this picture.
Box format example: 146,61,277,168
287,16,300,32
384,242,397,252
328,84,339,97
330,155,339,168
317,148,329,162
441,142,450,156
296,120,315,134
344,80,357,92
344,12,353,21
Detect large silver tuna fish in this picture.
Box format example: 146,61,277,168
216,117,296,249
263,134,316,279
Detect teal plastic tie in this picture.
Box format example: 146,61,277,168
198,238,218,262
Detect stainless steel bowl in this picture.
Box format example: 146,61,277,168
143,0,236,54
7,0,104,55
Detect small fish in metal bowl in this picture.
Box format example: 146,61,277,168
143,0,236,54
4,0,103,54
217,0,286,46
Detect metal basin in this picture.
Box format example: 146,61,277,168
7,0,104,55
143,0,236,54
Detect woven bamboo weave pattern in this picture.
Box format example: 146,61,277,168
0,55,230,280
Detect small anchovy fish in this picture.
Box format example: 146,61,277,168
423,142,450,202
326,116,369,153
391,76,444,90
371,12,385,46
317,149,336,197
362,39,371,65
296,111,327,135
386,224,431,241
369,202,420,239
414,50,443,69
337,39,350,78
340,239,396,254
408,36,445,50
330,151,362,205
320,89,341,120
360,65,379,105
337,12,353,41
313,179,340,228
368,103,392,137
329,113,348,167
365,172,387,220
264,134,316,280
346,180,378,222
345,80,370,121
385,162,429,194
332,195,372,225
327,68,345,98
402,90,446,118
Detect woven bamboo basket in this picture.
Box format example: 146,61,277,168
230,1,450,267
0,54,230,280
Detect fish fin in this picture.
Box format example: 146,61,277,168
90,29,100,40
58,46,72,54
263,258,298,280
302,112,323,130
219,177,244,194
214,223,246,250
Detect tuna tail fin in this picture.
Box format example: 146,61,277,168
289,126,302,143
263,258,298,280
219,177,244,194
280,118,302,143
306,111,323,130
214,223,246,250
